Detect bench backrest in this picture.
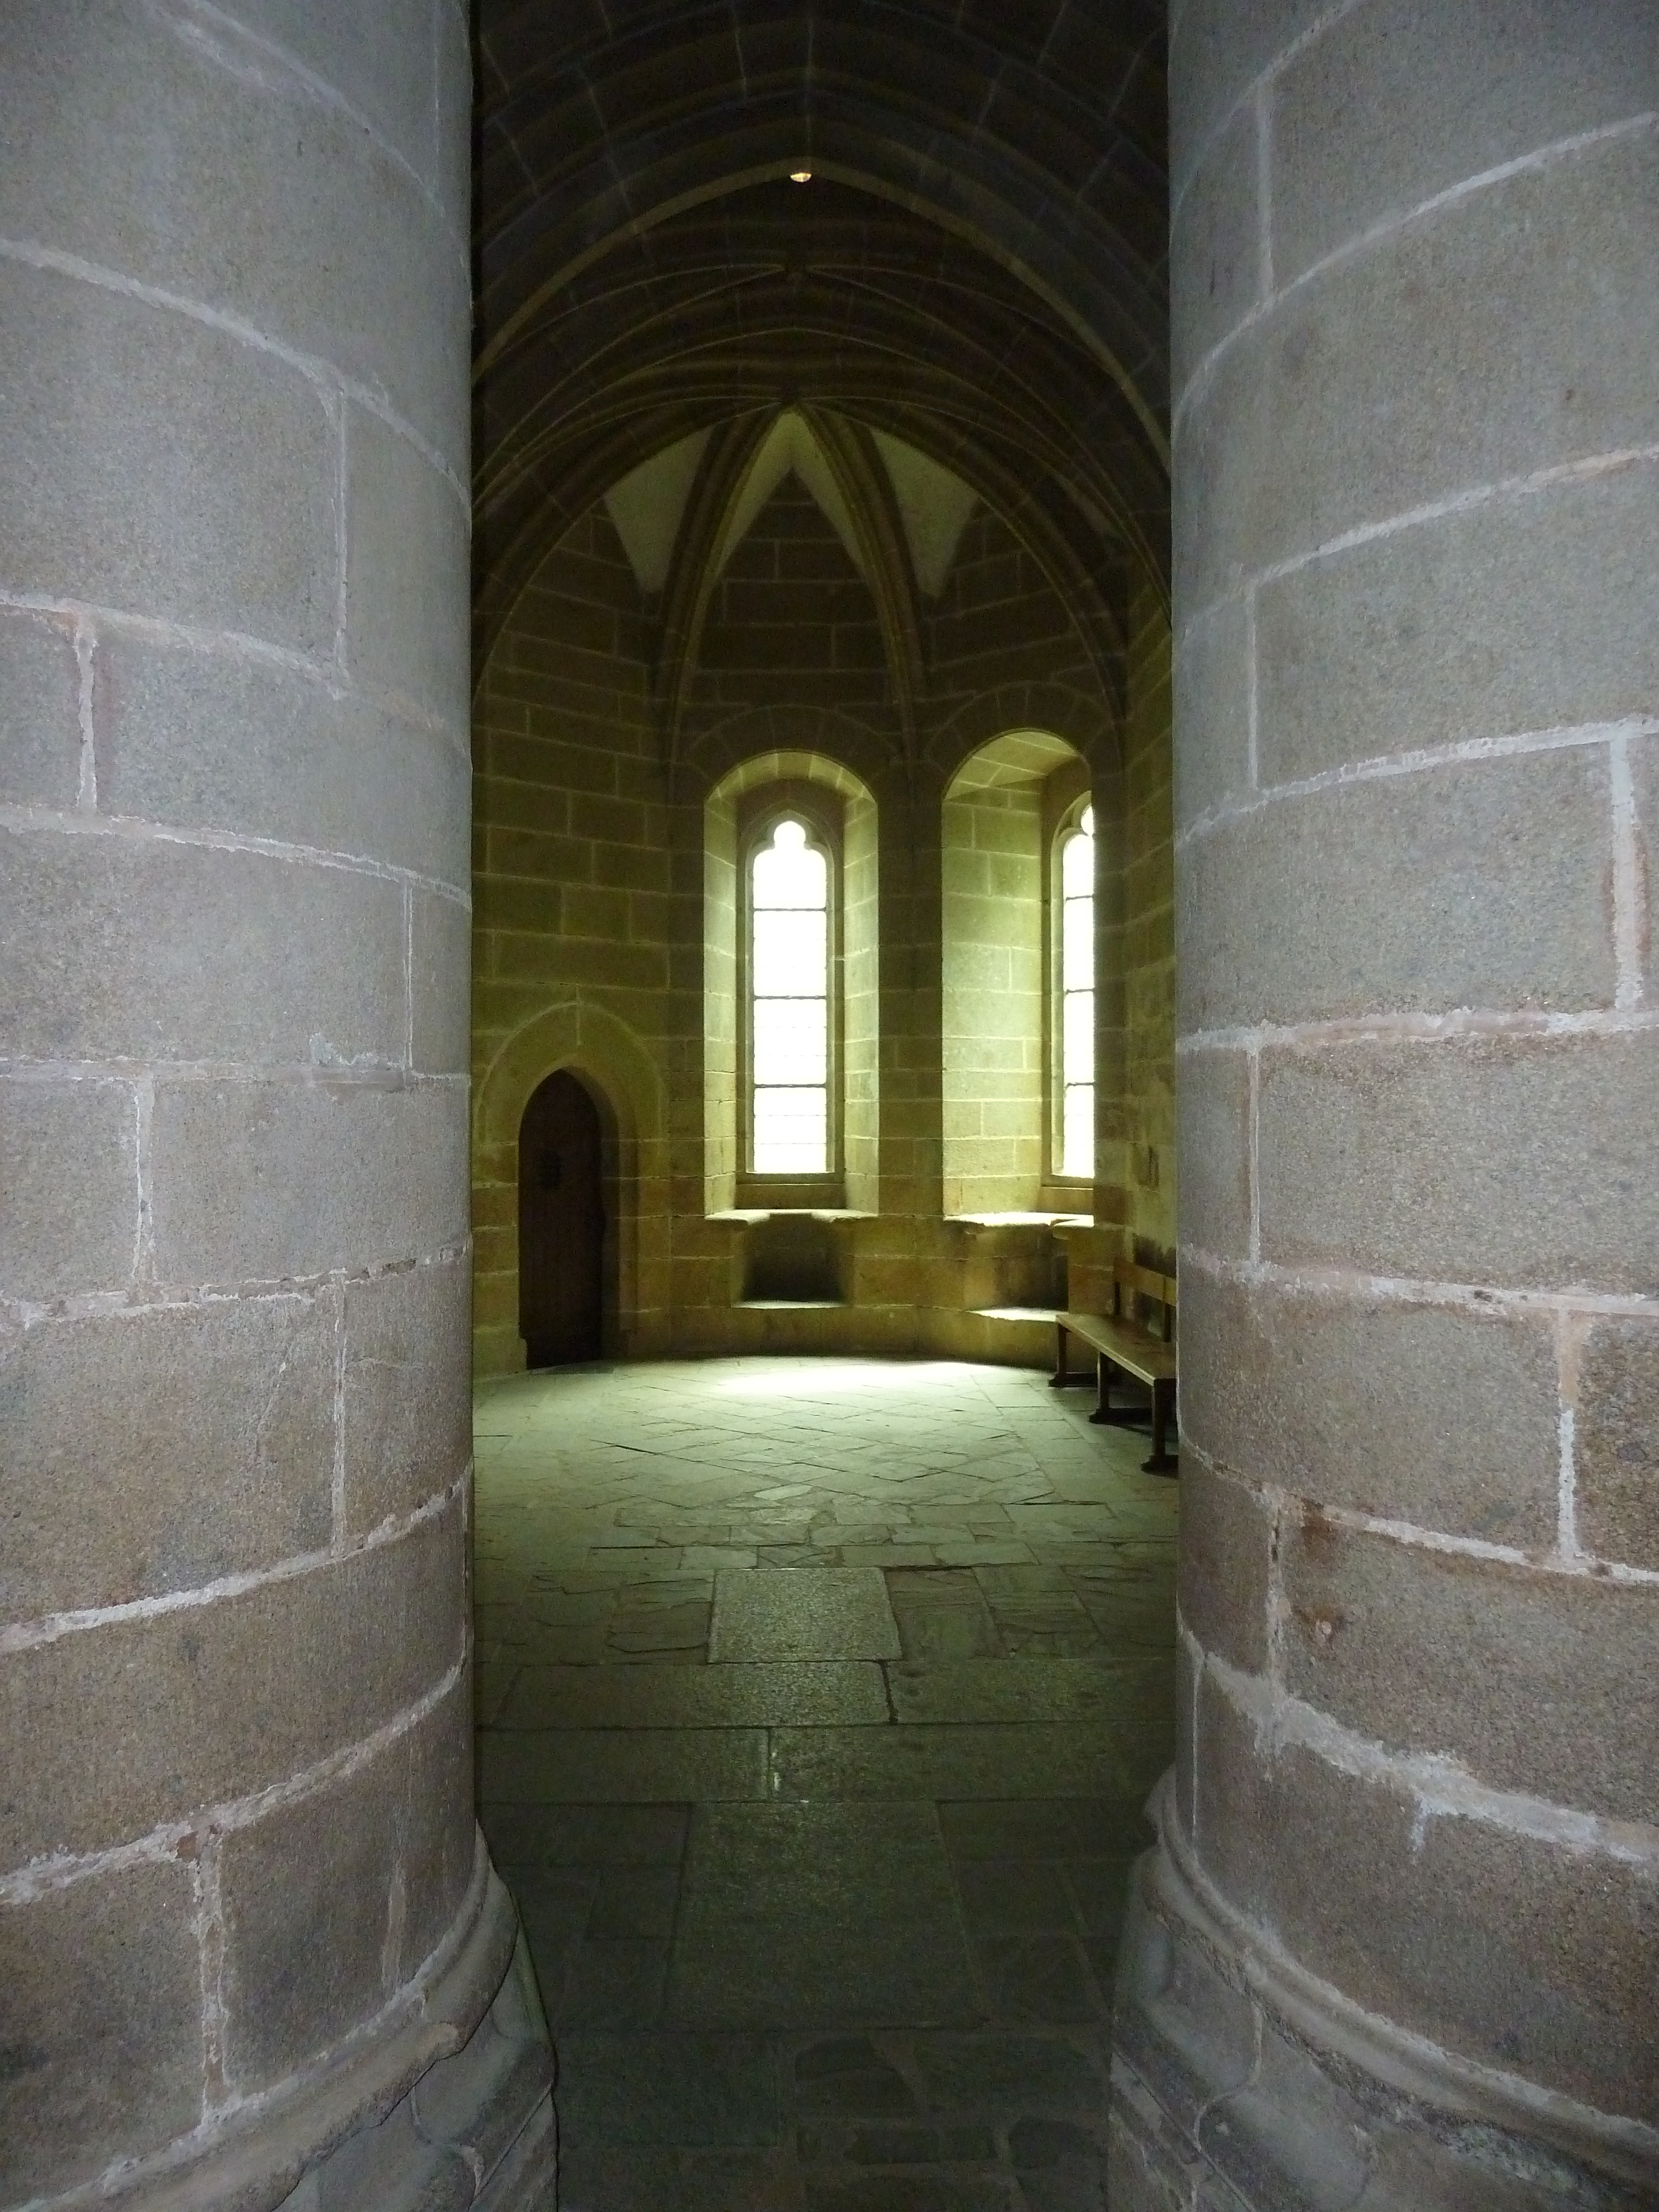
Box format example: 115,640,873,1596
1112,1258,1176,1342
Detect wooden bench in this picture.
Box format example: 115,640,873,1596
1051,1260,1178,1475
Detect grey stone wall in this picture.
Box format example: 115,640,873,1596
1,5,550,2205
1113,3,1659,2205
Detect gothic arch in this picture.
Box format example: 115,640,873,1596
697,731,881,1214
477,1000,664,1154
476,1001,667,1359
930,685,1121,786
682,706,893,805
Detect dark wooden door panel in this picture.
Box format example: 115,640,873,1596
519,1071,604,1365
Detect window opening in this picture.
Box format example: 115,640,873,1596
751,817,830,1172
1059,805,1095,1180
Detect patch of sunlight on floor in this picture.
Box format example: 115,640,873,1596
706,1358,975,1396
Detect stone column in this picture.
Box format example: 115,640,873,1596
0,6,554,2206
1113,6,1659,2206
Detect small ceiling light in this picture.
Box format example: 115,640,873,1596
790,169,812,184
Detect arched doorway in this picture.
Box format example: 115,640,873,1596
518,1071,605,1366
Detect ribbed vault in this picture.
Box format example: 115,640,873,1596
474,1,1170,766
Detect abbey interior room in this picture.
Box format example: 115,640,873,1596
3,5,1656,2209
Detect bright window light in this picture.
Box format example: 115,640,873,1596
1060,805,1094,1179
752,818,829,1172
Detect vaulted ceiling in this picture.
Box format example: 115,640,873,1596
473,2,1171,743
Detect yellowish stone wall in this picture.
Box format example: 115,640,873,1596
1124,576,1177,1270
471,507,683,1373
941,780,1045,1215
470,484,1175,1374
1066,578,1175,1317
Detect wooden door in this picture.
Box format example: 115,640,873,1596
518,1072,604,1366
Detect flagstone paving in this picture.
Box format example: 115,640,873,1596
473,1356,1180,2211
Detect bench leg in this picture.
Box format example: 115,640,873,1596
1051,1322,1089,1389
1088,1354,1117,1425
1142,1379,1178,1475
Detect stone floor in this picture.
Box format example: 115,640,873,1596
473,1355,1180,2212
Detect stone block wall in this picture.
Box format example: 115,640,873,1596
1,5,551,2203
1121,575,1177,1271
843,780,883,1209
1065,574,1177,1322
471,507,686,1373
1113,4,1659,2203
469,462,1175,1373
926,509,1100,715
685,480,900,736
941,778,1047,1215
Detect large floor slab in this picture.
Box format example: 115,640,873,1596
481,1726,769,1803
709,1564,904,1660
668,1801,982,2030
474,1355,1178,2212
769,1721,1130,1801
886,1655,1172,1725
501,1661,890,1729
557,2033,781,2148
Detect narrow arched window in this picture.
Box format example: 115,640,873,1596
750,817,830,1173
1057,805,1095,1180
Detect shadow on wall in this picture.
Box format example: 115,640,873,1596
740,1213,847,1303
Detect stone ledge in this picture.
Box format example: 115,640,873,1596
705,1209,876,1225
947,1212,1092,1229
1109,1778,1659,2211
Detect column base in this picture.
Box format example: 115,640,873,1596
276,1923,555,2212
37,1837,555,2212
1109,1778,1657,2212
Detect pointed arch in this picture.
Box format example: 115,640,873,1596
473,1001,668,1373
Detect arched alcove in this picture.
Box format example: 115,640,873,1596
941,729,1091,1217
702,747,880,1215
